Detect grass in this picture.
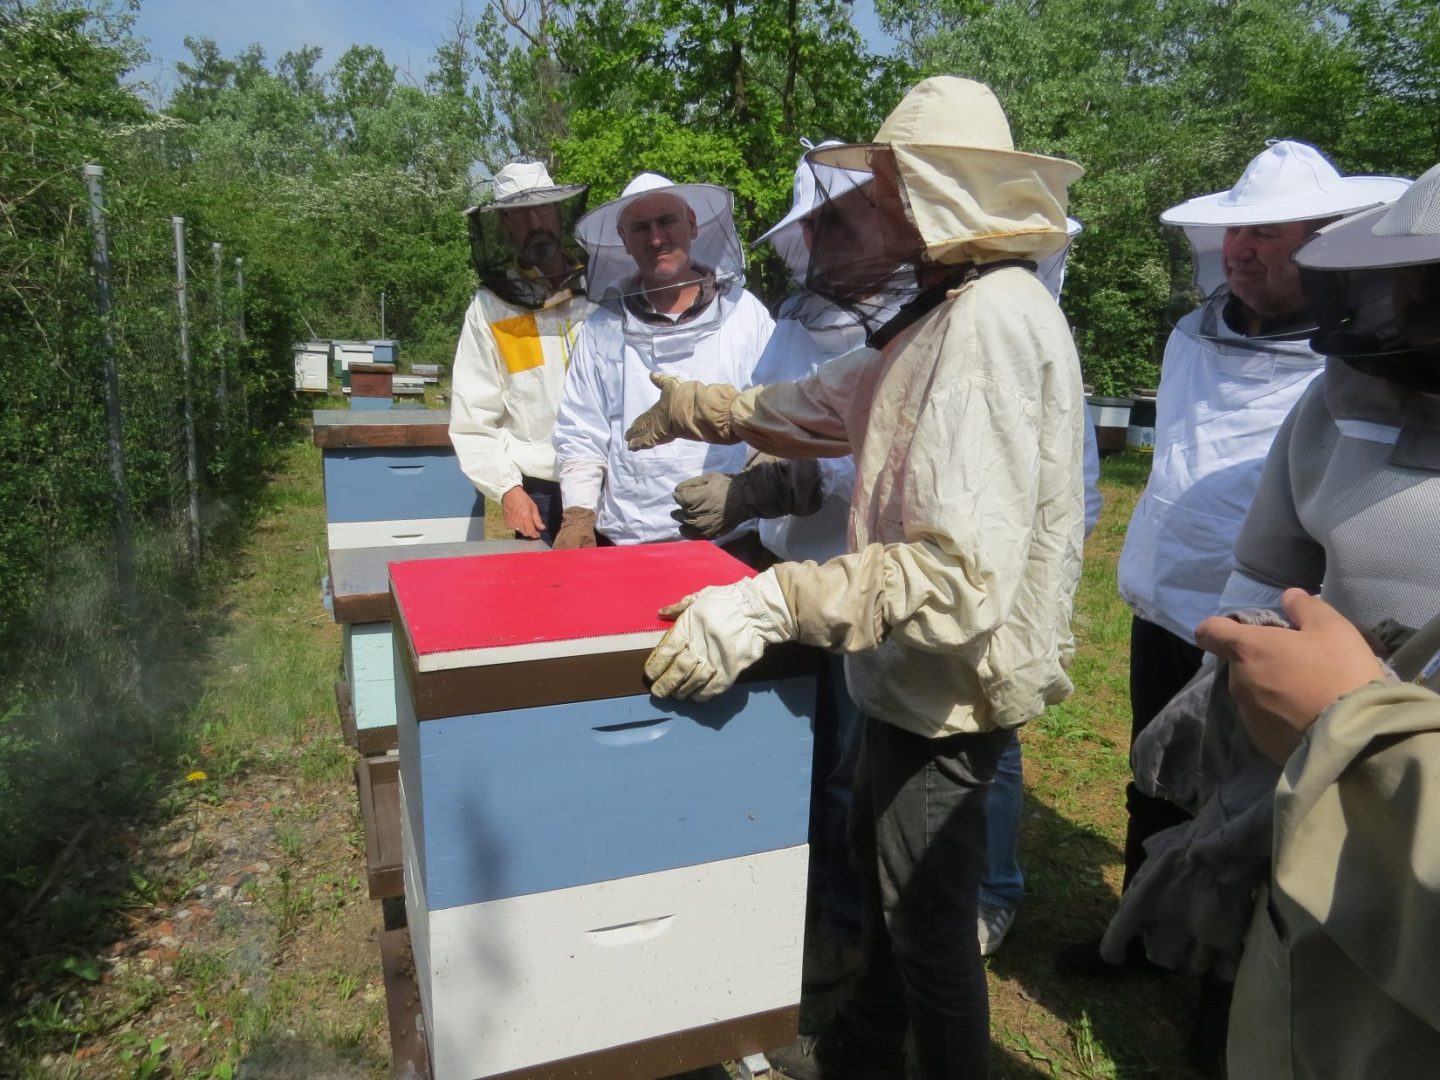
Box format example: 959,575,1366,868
0,437,1212,1079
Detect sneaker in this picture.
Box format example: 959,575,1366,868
977,902,1016,957
801,930,863,990
768,1019,904,1080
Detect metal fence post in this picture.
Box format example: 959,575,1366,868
212,241,227,422
234,257,246,343
380,289,386,339
172,216,201,566
82,164,135,610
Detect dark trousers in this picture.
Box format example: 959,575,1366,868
521,476,563,544
807,652,864,946
839,717,1010,1079
1122,615,1204,888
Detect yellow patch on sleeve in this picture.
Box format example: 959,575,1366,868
490,313,545,373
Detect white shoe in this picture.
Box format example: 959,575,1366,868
977,902,1015,957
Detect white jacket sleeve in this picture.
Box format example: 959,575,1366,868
774,373,1066,659
449,297,521,502
552,321,609,512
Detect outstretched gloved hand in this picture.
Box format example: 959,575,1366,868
552,507,598,550
646,571,798,701
625,372,744,451
671,457,825,539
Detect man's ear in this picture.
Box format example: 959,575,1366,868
688,207,698,239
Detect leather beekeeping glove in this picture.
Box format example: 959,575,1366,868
625,372,744,451
552,507,598,550
646,571,798,701
671,457,825,540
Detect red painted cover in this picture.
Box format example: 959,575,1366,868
390,542,756,657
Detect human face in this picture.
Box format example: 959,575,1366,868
1222,221,1308,321
499,203,563,267
806,183,891,292
618,193,698,287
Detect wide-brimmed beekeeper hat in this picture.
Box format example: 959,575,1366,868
574,172,745,301
807,76,1083,265
1164,141,1408,298
1294,162,1438,270
1161,141,1406,228
463,162,590,308
757,139,870,280
467,161,587,213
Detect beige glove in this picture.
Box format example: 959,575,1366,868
625,372,744,451
552,507,598,550
646,571,797,701
671,458,825,540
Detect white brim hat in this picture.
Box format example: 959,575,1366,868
1295,161,1436,270
756,140,854,246
1161,140,1408,227
466,161,586,215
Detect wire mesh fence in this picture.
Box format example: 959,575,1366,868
1,157,303,668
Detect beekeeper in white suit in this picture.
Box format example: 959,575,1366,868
449,162,595,541
550,173,773,548
1057,138,1406,1069
625,77,1086,1080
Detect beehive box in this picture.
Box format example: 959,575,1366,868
390,543,814,1079
312,409,483,550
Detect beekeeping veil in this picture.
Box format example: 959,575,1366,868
574,172,745,306
756,139,866,331
803,77,1083,347
1295,161,1439,389
1160,140,1408,356
465,161,589,310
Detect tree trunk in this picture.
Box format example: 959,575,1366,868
783,0,798,134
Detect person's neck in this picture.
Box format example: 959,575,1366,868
642,273,700,315
1228,295,1309,339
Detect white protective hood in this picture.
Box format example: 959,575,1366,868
573,172,747,303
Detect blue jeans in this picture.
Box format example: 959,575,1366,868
979,730,1024,911
521,476,563,544
809,653,864,946
839,717,1009,1079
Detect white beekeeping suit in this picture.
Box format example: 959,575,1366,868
552,173,774,545
749,144,871,564
1116,142,1408,642
448,163,595,514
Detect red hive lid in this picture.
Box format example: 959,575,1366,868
390,542,756,669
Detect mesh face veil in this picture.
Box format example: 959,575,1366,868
1292,165,1440,386
1302,262,1440,377
574,175,747,306
804,151,922,345
465,186,590,310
